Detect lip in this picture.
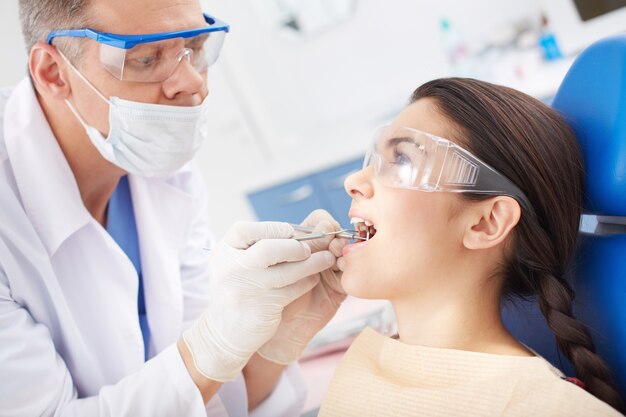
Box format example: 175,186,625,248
342,239,368,257
344,207,376,257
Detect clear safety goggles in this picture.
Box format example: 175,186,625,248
47,13,229,83
364,125,532,212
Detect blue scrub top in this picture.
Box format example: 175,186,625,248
106,175,150,361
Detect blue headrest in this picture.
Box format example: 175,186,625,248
552,34,626,216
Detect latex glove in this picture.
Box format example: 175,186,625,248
258,210,348,364
183,221,335,381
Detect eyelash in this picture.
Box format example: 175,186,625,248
391,148,410,164
129,52,161,67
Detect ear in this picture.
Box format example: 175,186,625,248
462,196,521,250
29,42,72,100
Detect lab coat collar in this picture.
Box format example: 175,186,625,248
4,78,91,256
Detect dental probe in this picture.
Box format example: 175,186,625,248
202,224,367,250
290,224,367,241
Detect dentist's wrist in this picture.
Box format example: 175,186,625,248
177,338,223,404
243,353,287,410
182,315,253,382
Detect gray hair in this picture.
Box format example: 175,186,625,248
18,0,94,64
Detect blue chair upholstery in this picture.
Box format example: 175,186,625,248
502,34,626,402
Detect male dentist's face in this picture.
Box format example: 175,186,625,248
63,0,209,137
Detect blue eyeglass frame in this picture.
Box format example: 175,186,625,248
47,13,229,49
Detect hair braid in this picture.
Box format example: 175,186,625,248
508,216,623,412
537,272,625,412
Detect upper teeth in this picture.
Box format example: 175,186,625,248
350,217,375,232
350,217,373,226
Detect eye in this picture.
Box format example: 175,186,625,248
186,35,208,54
185,43,203,55
127,53,160,68
391,148,412,166
135,56,156,66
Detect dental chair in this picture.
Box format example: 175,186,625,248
501,34,626,402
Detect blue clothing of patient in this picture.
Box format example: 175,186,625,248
106,175,150,361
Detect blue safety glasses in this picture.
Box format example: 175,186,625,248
48,14,229,83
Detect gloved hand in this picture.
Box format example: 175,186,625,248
258,210,348,364
183,221,336,381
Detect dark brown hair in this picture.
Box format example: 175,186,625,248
411,77,623,412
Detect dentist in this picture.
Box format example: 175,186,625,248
0,0,346,416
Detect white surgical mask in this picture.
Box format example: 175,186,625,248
63,54,210,178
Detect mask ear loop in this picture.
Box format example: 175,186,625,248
58,50,114,138
64,97,90,131
58,50,111,106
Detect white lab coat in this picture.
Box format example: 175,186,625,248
0,79,307,417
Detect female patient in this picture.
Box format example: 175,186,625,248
320,78,624,416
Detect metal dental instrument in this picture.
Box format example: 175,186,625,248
290,224,367,241
293,229,348,242
202,225,366,251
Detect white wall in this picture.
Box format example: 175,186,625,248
0,2,28,86
0,0,545,239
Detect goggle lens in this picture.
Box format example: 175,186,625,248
99,31,226,82
365,126,427,189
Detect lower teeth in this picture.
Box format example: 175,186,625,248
355,223,376,240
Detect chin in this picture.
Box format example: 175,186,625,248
340,268,381,299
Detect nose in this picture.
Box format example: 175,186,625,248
344,166,375,200
161,51,208,104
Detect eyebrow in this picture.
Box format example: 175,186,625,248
186,33,210,44
385,136,426,151
127,37,184,55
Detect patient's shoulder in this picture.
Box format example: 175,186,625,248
508,360,623,416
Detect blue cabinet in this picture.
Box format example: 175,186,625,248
247,157,363,229
248,177,326,226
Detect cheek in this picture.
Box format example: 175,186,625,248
108,83,162,104
340,195,462,299
390,196,461,258
71,84,110,131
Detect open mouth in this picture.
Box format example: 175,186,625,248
350,217,377,241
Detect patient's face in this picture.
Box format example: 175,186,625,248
341,99,467,301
